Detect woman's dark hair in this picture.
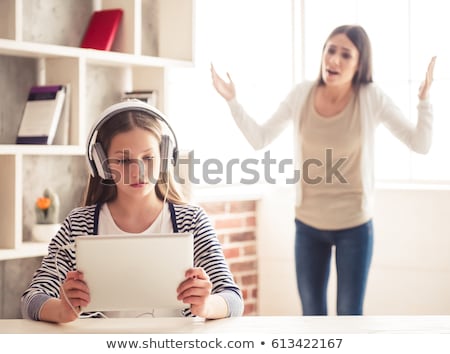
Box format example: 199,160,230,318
317,25,373,89
83,110,185,206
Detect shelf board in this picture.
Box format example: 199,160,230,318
0,39,193,68
0,144,85,156
0,242,48,261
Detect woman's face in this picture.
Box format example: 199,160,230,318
107,127,161,200
321,33,360,87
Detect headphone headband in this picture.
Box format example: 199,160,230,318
86,100,179,179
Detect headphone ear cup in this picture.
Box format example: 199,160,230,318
92,142,112,180
160,135,174,174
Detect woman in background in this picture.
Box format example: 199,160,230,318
211,24,435,315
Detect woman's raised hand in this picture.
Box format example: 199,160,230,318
418,56,437,100
211,63,236,101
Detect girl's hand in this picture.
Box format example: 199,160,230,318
177,267,212,318
211,63,236,101
59,271,90,322
418,56,437,100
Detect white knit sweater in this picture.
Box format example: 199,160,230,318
227,81,433,213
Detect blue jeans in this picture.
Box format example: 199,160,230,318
295,219,373,316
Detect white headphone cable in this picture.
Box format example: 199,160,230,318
54,246,81,319
55,246,107,319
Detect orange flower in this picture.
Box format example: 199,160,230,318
36,197,51,210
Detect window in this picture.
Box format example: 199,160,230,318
166,0,294,186
167,0,447,186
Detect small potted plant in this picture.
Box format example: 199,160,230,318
31,188,61,242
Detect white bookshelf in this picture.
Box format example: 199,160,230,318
0,242,49,261
0,39,193,68
0,0,194,260
0,144,85,156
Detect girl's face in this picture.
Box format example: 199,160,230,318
321,33,360,87
107,127,161,200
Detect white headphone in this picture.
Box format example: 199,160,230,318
86,100,178,180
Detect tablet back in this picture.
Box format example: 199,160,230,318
75,232,193,312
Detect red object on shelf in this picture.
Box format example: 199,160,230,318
80,9,123,51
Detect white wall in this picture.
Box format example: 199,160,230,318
257,184,450,315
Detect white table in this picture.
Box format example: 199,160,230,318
1,315,450,334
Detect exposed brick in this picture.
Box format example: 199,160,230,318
215,217,244,229
246,216,256,227
216,234,226,244
223,247,240,259
243,302,257,316
242,286,257,301
230,260,257,273
200,199,259,314
232,274,242,285
241,274,258,286
229,200,256,213
229,231,255,243
200,201,227,215
243,244,257,256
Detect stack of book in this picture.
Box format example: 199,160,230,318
16,84,70,145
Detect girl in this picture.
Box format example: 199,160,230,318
21,101,244,323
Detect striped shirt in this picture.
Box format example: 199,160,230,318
21,203,244,320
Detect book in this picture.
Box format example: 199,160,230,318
16,85,67,145
122,90,158,107
53,84,71,145
80,9,123,51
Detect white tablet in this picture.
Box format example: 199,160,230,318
74,232,193,312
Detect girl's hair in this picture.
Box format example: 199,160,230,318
317,24,373,89
83,110,186,206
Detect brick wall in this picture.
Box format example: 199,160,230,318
199,200,258,316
